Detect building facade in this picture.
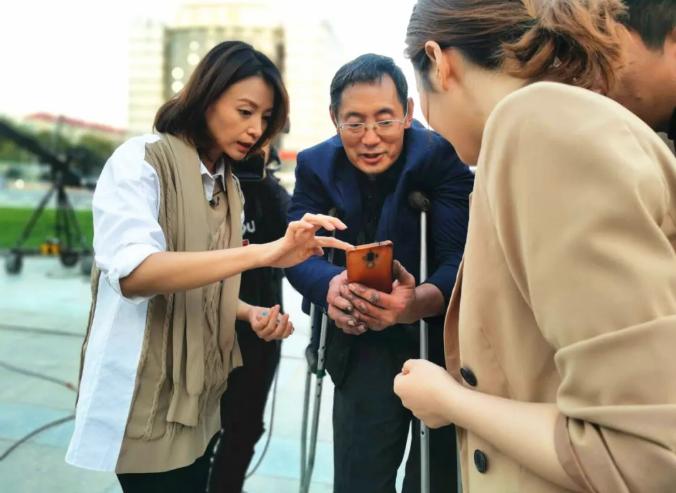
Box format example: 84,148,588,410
127,0,343,153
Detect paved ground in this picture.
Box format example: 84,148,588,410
0,256,335,492
0,256,411,492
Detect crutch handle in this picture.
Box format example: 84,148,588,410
408,190,431,213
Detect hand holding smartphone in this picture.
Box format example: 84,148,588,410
346,241,393,294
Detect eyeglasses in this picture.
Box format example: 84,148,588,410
337,111,408,137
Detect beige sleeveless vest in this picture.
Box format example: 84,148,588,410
81,134,244,473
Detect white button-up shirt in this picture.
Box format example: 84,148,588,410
66,134,226,471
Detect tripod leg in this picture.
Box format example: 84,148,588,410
13,185,56,249
55,192,67,250
56,185,79,252
60,185,88,250
55,184,90,266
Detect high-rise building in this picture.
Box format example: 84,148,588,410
127,0,343,153
166,1,285,99
282,17,342,153
128,19,165,136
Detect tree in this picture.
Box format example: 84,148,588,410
0,116,122,183
74,134,118,177
0,118,33,163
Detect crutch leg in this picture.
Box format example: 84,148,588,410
302,307,329,493
300,209,337,493
300,365,312,482
299,304,317,490
409,191,432,493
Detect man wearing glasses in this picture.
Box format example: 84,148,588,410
286,54,473,493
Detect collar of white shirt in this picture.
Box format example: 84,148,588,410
200,158,226,202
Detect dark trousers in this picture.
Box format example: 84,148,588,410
209,322,281,493
332,331,457,493
117,434,218,493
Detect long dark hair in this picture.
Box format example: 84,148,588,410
154,40,289,155
406,0,626,93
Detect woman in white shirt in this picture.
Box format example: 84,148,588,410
66,40,351,493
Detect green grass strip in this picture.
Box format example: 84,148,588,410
0,207,93,249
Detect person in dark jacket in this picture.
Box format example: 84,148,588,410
210,146,291,493
286,54,474,493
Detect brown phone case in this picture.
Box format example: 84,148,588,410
346,240,394,294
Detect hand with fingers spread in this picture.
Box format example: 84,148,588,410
393,359,460,429
248,304,294,341
326,271,367,335
342,260,416,331
262,213,353,269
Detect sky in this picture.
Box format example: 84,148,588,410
0,0,419,129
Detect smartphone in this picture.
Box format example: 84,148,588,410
346,240,394,294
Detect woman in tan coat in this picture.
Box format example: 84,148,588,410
393,1,676,492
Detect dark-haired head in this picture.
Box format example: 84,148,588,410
330,53,409,115
328,54,414,176
154,40,289,162
609,0,676,132
619,0,676,50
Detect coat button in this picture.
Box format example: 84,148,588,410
460,367,477,387
474,449,488,473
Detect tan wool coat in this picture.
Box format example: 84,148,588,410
445,82,676,492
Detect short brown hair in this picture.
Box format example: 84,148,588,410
406,0,626,92
154,41,289,155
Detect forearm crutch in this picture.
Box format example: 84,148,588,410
299,303,315,484
409,191,431,493
299,210,336,493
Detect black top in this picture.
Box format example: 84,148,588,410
238,171,290,309
355,154,404,245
